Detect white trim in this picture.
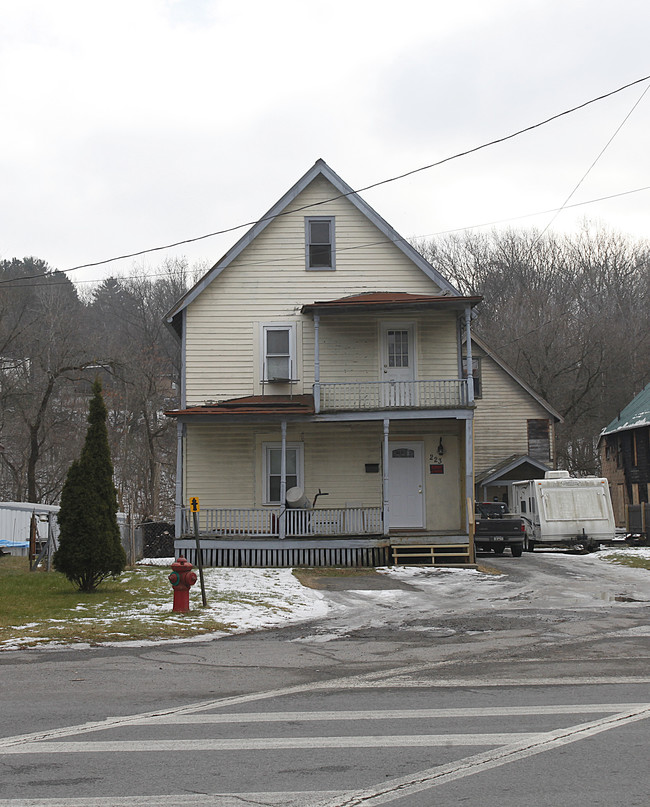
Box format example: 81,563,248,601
259,322,298,386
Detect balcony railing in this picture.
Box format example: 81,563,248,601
181,506,383,538
316,378,469,412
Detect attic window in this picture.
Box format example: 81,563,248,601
305,217,335,270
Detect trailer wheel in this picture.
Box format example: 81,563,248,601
511,545,523,558
524,537,535,552
493,546,505,555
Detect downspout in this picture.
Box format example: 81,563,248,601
174,423,184,538
464,305,474,405
314,313,321,414
464,306,475,539
174,312,187,539
466,418,474,536
383,418,390,536
279,420,287,539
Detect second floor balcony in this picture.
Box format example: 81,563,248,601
315,378,470,413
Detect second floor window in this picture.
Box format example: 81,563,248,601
305,217,335,269
263,325,295,382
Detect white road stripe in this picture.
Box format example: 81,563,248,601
358,676,650,688
0,732,540,755
325,704,650,806
2,664,649,750
128,703,649,725
0,793,350,807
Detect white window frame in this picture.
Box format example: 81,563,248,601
261,323,297,383
262,442,304,505
305,216,335,270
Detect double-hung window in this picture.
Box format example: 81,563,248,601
263,324,295,382
263,443,304,504
305,217,335,270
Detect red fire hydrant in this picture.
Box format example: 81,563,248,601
169,556,198,612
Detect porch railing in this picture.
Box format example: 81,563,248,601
181,506,382,538
316,378,469,412
285,506,382,537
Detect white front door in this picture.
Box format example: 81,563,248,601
388,441,425,528
381,324,415,406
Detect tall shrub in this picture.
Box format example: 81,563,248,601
54,379,126,591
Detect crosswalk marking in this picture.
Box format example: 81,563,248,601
127,703,649,724
2,663,649,807
1,732,542,754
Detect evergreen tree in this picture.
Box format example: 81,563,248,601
54,379,126,591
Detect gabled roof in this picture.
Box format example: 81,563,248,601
464,333,563,423
600,382,650,438
476,454,551,486
165,159,463,331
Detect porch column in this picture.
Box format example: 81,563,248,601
174,422,184,537
382,418,390,536
464,305,474,404
465,418,474,533
314,313,321,413
279,420,287,539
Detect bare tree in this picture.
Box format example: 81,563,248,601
416,225,650,474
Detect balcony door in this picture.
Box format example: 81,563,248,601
381,324,415,406
388,441,425,528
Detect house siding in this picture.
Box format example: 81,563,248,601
185,175,447,405
471,346,555,475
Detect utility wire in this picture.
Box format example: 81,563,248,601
2,183,650,291
1,73,649,289
533,81,650,243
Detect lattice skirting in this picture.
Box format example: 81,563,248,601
180,545,391,568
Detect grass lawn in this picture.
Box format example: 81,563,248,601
0,556,234,649
597,549,650,570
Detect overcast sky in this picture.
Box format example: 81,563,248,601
2,0,650,287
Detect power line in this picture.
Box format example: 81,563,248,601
1,73,649,289
532,81,650,243
2,182,650,292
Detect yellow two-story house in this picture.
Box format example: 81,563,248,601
165,159,481,567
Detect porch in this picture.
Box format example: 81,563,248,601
178,507,474,568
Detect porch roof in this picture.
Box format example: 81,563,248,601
166,394,315,419
301,291,482,315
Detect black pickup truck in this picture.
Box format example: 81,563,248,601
474,502,526,557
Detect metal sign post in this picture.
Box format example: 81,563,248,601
190,497,207,607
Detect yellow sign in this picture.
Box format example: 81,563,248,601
189,497,200,513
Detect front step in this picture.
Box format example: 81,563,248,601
391,543,473,567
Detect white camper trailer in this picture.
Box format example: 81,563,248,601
511,470,616,551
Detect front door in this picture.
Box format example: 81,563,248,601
381,324,415,406
388,441,425,528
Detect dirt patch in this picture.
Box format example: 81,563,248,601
293,567,414,591
476,563,504,576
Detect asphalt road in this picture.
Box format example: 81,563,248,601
1,551,649,806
